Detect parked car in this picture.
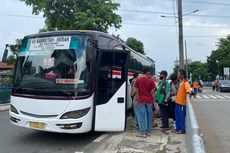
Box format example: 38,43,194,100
216,80,230,92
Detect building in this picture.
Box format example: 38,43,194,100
0,62,14,76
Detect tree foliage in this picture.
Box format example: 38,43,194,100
126,37,145,54
21,0,122,32
207,35,230,80
173,61,211,81
5,39,21,65
188,61,211,81
112,34,125,43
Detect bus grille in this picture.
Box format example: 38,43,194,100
20,111,58,118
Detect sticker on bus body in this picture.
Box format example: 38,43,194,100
56,79,84,84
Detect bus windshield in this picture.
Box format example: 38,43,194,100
13,35,92,97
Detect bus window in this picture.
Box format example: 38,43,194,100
109,40,123,50
13,35,92,97
97,36,113,49
96,51,128,105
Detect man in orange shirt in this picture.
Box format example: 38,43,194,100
193,80,199,97
175,69,191,134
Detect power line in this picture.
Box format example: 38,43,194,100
172,0,178,41
185,35,228,38
0,12,229,30
159,0,230,6
4,0,230,7
189,14,230,19
122,22,230,29
186,42,209,57
119,9,230,19
118,9,173,15
0,9,230,20
185,0,230,6
0,13,43,19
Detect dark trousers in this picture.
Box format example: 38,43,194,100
169,102,175,120
212,86,215,91
159,104,169,128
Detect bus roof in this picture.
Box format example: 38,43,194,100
24,30,107,39
23,30,155,64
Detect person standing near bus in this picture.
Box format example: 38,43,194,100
131,72,139,128
134,68,156,138
156,70,170,132
175,69,191,134
168,73,179,124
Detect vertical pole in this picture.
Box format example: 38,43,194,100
178,0,184,69
185,40,188,78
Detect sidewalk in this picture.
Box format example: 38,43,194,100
0,103,10,111
90,117,187,153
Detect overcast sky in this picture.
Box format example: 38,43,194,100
1,0,230,73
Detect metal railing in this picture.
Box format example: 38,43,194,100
0,84,12,103
186,95,206,153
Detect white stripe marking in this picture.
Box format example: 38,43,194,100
195,99,229,102
202,95,209,99
209,95,218,99
93,134,108,142
216,95,226,99
196,95,201,99
223,95,230,99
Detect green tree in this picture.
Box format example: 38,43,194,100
126,37,145,54
207,35,230,80
5,39,21,65
112,34,125,43
188,61,211,81
173,61,211,81
21,0,122,32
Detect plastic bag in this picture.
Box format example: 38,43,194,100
154,102,160,115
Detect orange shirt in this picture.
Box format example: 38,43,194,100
176,81,191,106
193,81,199,89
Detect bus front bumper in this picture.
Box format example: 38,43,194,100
9,110,93,134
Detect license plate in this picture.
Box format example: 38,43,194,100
29,122,45,129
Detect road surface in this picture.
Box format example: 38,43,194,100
0,110,102,153
192,87,230,153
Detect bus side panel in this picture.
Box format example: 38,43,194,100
95,82,126,131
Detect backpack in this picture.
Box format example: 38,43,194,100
156,80,169,104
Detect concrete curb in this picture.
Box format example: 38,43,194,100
186,97,206,153
0,103,10,111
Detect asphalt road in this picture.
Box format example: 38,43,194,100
192,87,230,153
0,111,102,153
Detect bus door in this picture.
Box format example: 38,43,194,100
94,50,129,131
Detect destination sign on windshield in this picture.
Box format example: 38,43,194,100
29,36,71,51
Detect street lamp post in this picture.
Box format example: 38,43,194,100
161,5,199,70
216,60,220,79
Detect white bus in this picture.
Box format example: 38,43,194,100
9,30,155,133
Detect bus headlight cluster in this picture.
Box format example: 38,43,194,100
60,107,91,119
10,105,19,114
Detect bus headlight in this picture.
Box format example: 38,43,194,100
10,105,19,114
60,107,91,119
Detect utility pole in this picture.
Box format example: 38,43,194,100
178,0,184,69
185,40,188,78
